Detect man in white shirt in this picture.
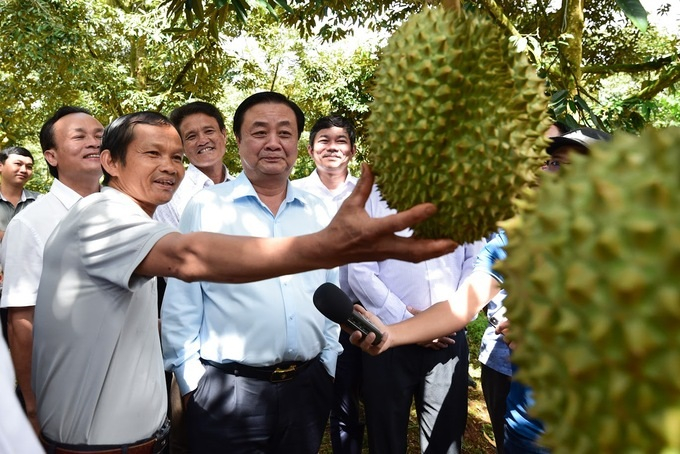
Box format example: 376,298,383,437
33,109,457,453
349,194,485,454
0,106,104,434
292,115,366,454
154,101,233,227
154,102,233,454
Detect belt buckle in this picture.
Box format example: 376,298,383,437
270,364,297,382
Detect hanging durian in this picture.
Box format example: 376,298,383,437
366,6,552,242
498,127,680,453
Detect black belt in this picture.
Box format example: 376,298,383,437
201,355,319,383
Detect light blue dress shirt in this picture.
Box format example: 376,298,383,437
161,172,341,395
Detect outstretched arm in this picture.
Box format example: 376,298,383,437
350,271,501,355
136,164,458,283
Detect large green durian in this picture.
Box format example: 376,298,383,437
498,127,680,453
366,6,552,243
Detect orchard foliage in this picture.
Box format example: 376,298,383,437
1,0,678,192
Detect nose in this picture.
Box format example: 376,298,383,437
196,131,210,146
159,155,179,173
87,134,101,149
264,133,283,149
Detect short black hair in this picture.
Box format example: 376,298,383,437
169,101,226,134
0,146,34,164
101,111,178,185
233,92,305,140
309,115,357,148
39,106,93,178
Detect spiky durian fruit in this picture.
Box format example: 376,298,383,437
498,127,680,453
366,6,552,242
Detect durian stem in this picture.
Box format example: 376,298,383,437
440,0,461,11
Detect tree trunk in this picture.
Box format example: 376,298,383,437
560,0,584,94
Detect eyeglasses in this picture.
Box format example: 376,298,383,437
544,160,561,168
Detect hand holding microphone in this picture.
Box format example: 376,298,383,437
313,283,384,346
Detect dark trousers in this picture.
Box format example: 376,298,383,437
186,358,333,454
481,364,511,454
329,330,365,454
362,330,469,454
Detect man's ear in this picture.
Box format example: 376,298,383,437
43,149,58,168
348,145,357,159
307,144,314,158
100,150,119,178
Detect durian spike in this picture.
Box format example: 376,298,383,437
440,0,461,12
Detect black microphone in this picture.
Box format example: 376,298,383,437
313,282,383,345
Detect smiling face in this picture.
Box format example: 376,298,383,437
177,113,227,172
102,124,185,216
308,126,356,175
43,112,104,183
0,154,34,188
237,102,299,185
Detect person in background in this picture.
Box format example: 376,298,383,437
349,193,485,454
350,126,612,454
0,145,40,345
0,107,104,434
153,101,234,454
478,121,570,453
154,101,233,226
0,146,39,241
292,114,368,454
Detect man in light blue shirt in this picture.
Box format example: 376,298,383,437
161,92,342,453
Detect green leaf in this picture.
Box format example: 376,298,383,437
616,0,649,32
231,0,249,23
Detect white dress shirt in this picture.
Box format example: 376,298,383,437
1,179,83,309
348,194,485,325
292,169,359,301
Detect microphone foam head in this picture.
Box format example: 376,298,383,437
313,282,354,324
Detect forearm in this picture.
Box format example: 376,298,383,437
8,308,37,416
140,232,338,283
389,271,501,346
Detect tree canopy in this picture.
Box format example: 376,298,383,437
1,0,677,192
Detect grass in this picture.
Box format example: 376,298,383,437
318,316,498,453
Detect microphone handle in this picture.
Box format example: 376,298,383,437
345,313,383,346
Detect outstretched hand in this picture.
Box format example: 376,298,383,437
325,163,458,266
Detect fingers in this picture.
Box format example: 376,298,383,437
420,336,455,350
374,203,438,233
349,327,391,356
406,305,421,316
378,235,458,263
495,319,511,336
345,162,374,208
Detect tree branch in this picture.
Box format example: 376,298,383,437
475,0,521,38
582,55,678,75
633,63,680,101
157,41,217,111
